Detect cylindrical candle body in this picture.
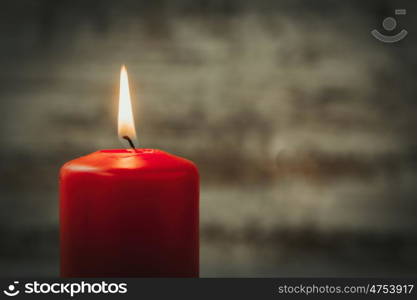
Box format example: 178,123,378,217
59,149,199,277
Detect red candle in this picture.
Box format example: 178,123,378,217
59,66,199,277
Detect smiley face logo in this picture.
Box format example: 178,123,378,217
371,9,408,43
3,281,20,297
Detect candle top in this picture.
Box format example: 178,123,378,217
60,149,198,176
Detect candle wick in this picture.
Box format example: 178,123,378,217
123,136,138,152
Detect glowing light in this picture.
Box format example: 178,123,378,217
118,65,137,145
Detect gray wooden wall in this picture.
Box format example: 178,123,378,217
0,0,416,276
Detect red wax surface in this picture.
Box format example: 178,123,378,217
59,149,199,277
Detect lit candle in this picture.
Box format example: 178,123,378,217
59,66,199,277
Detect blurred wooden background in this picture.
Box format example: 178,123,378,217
0,0,417,276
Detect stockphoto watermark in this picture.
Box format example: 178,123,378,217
2,281,128,297
371,8,408,43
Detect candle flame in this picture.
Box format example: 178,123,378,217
118,65,137,145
